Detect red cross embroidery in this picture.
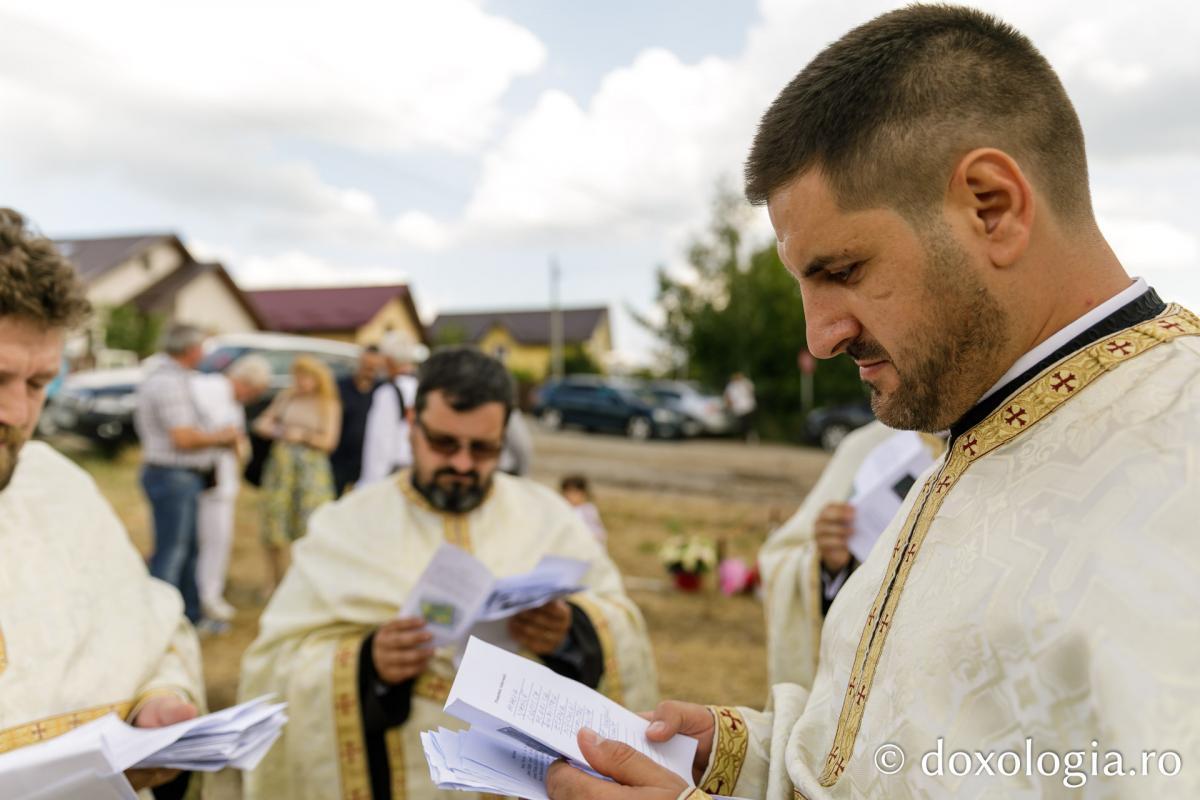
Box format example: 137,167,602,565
847,678,857,696
855,684,868,705
336,648,354,668
833,755,847,777
904,542,918,563
350,790,368,800
1003,406,1028,427
341,742,361,762
867,609,877,626
1106,340,1133,356
1049,371,1077,393
961,436,978,456
1159,320,1184,332
878,614,892,633
826,747,839,766
33,722,49,740
718,708,743,732
336,693,356,716
892,540,903,557
934,475,953,493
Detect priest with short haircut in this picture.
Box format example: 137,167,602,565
545,6,1200,800
240,347,658,800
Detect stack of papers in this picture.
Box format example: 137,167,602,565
421,638,696,797
0,696,286,800
403,544,589,647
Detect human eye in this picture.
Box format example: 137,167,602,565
828,261,863,284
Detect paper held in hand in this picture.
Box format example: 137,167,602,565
421,637,697,799
402,543,589,647
0,696,286,800
846,430,937,562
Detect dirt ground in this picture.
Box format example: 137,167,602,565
62,428,830,797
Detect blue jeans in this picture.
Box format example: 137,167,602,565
141,464,204,622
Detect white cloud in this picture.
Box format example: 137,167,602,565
0,0,544,247
188,240,406,291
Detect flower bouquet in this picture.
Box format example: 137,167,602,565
658,535,718,592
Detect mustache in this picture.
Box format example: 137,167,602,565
846,338,890,363
434,467,480,482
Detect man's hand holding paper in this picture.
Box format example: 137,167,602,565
508,599,573,655
125,694,198,791
372,616,436,684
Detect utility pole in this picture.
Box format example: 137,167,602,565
550,256,564,381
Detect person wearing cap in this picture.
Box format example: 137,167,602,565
359,331,428,485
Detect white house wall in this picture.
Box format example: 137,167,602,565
86,243,183,306
174,272,259,334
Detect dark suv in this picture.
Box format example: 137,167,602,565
533,376,683,440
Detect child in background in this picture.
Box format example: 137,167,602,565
560,474,607,546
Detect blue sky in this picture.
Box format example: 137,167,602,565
2,1,1197,366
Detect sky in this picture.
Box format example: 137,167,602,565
2,0,1197,366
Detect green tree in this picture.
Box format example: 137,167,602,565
104,304,165,358
641,189,864,440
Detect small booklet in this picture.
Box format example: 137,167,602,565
402,544,589,647
421,637,697,797
0,696,286,800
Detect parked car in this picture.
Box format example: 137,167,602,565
533,376,684,440
42,332,361,457
804,399,875,451
646,380,733,437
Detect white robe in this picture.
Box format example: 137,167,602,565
694,306,1200,799
239,470,658,800
758,421,896,691
0,442,204,753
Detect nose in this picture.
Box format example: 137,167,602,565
802,288,861,360
0,380,33,431
448,445,475,474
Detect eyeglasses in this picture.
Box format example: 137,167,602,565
415,417,504,460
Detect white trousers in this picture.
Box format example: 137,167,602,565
197,487,237,610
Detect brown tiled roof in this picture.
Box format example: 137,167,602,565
247,284,426,342
131,261,266,329
429,306,608,346
53,233,183,281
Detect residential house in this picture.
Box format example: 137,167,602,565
246,284,426,346
429,306,611,379
55,233,264,360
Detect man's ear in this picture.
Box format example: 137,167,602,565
946,148,1034,268
405,407,416,424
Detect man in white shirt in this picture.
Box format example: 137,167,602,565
359,331,427,485
192,355,271,628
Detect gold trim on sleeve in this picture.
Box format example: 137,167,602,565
332,632,372,800
413,669,454,704
565,593,624,705
816,306,1200,788
0,700,134,754
700,706,749,796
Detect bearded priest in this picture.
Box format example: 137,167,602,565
546,6,1200,800
240,347,658,800
0,209,205,796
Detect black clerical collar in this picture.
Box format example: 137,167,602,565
948,288,1166,442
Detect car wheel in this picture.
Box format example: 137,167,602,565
541,408,563,431
681,419,703,438
626,416,653,441
820,423,851,451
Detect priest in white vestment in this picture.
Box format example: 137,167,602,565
544,8,1200,800
759,422,943,690
240,347,657,800
0,207,205,795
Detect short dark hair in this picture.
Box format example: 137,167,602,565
0,208,92,330
364,344,380,354
560,474,591,495
415,347,515,419
745,4,1092,223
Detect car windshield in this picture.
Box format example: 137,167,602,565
198,346,248,374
